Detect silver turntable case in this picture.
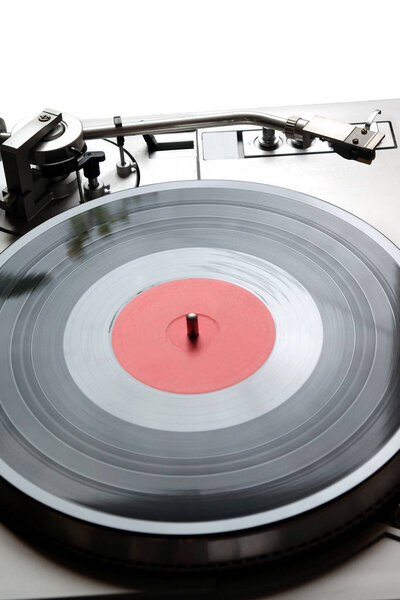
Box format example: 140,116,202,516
1,98,400,599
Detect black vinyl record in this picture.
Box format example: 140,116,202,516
0,180,400,568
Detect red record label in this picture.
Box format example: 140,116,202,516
112,278,276,394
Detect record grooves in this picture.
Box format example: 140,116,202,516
0,180,400,568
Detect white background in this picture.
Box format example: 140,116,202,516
1,0,399,127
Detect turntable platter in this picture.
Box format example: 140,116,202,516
1,180,400,568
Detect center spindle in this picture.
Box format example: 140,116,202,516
186,313,199,338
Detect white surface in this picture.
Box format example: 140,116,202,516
0,523,130,600
1,0,400,128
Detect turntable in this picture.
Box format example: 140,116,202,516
0,99,400,598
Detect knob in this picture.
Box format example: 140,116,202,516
257,128,281,150
79,151,105,185
77,151,110,200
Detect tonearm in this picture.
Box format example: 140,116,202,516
0,107,384,221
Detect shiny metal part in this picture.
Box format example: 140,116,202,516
186,312,199,338
11,113,84,165
285,116,314,149
364,109,382,132
242,120,395,159
82,108,384,164
0,111,85,220
82,110,291,139
257,127,281,150
301,115,384,163
0,106,386,223
83,179,110,200
116,159,135,178
113,115,134,178
288,136,316,149
118,144,125,165
0,109,62,220
284,116,304,141
75,170,85,204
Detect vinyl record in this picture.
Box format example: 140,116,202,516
0,180,400,568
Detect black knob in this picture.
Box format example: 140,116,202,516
78,151,105,180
